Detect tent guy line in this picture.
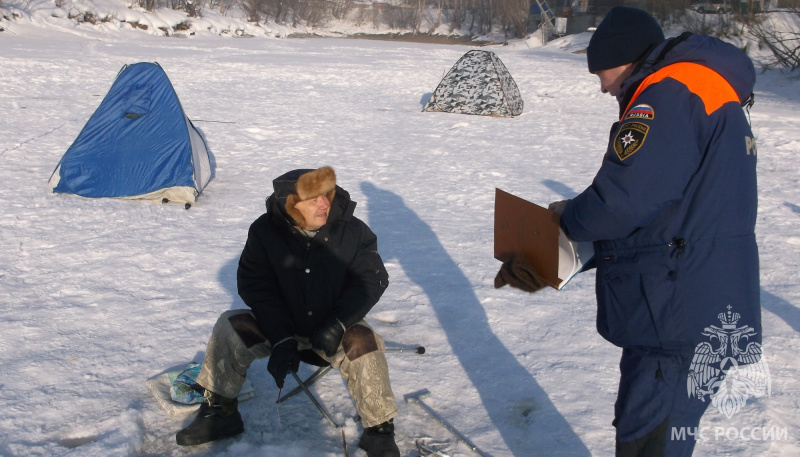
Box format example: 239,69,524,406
0,123,66,158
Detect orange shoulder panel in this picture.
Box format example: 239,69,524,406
622,62,739,120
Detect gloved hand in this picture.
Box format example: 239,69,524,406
267,338,301,389
548,199,569,215
494,253,547,293
311,318,346,357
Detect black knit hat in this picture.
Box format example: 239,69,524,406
587,6,665,73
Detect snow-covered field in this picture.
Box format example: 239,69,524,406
1,6,800,457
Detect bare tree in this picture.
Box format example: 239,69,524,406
748,7,800,70
329,0,348,20
261,0,298,24
240,0,266,22
415,0,424,33
496,0,528,37
447,0,469,33
197,0,235,14
470,0,493,34
429,0,445,32
680,7,742,37
167,0,201,16
136,0,160,13
351,4,370,27
293,0,330,27
384,5,420,30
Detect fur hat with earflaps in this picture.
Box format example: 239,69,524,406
272,166,337,229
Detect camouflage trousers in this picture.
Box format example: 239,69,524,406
196,309,398,428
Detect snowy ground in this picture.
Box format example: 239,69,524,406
2,9,800,457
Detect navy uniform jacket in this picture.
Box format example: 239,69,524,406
237,186,390,345
560,33,761,350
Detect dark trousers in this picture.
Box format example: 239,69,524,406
614,348,710,457
616,415,669,457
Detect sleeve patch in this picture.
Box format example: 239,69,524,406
613,122,649,161
624,104,654,120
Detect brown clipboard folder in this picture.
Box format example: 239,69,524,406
494,188,562,289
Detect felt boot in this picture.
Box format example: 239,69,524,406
176,390,244,446
358,419,400,457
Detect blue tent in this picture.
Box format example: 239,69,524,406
49,62,212,206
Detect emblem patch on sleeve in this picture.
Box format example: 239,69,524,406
624,104,654,120
613,122,649,160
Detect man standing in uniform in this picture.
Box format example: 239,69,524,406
551,7,761,457
176,166,401,457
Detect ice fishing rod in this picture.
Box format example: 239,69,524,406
405,389,491,457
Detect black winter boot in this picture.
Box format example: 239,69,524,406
176,390,244,446
358,419,400,457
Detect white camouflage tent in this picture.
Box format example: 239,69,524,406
423,50,524,117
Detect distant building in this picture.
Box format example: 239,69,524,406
527,0,772,38
529,0,637,36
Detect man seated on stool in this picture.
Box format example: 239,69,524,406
176,166,400,457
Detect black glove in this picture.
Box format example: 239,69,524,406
267,338,301,389
494,253,547,293
310,318,346,357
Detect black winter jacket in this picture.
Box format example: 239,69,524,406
237,186,389,344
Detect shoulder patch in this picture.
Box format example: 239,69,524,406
613,122,649,161
625,104,654,120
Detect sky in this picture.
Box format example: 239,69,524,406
2,4,800,457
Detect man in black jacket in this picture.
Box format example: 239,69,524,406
176,166,400,457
